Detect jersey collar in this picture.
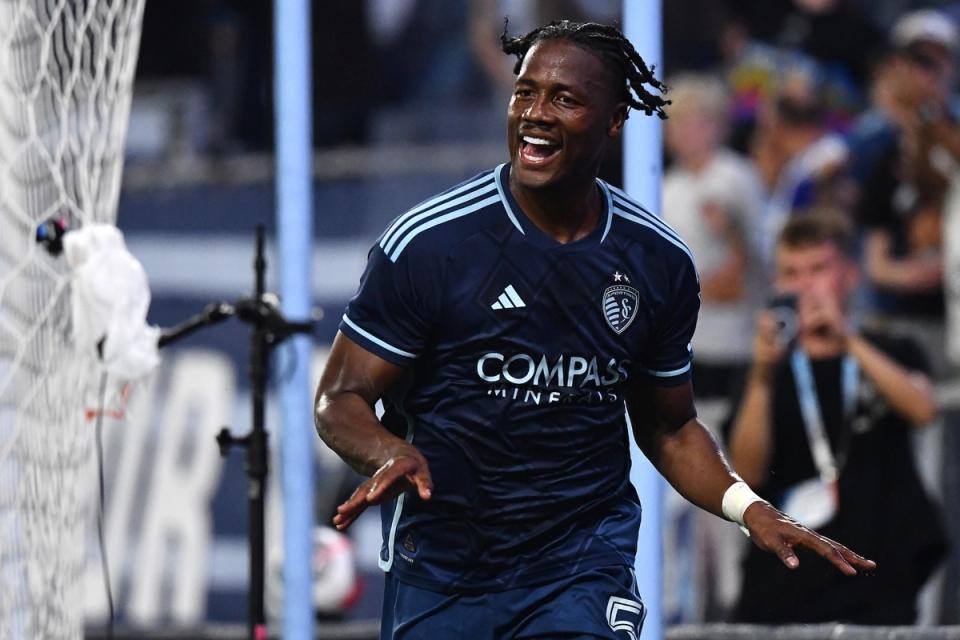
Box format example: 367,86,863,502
494,163,613,248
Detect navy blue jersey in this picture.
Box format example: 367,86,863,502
340,163,700,594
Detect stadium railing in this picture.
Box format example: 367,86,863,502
668,625,960,640
84,623,960,640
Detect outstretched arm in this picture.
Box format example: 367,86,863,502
315,331,433,530
626,379,875,575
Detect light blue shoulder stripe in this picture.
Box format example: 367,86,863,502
608,186,684,244
380,173,495,250
382,179,497,254
645,361,692,377
606,183,657,214
389,194,500,261
493,162,526,234
612,194,683,243
613,207,695,265
341,314,417,359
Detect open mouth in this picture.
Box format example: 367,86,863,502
519,135,561,167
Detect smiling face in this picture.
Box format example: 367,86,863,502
507,39,627,192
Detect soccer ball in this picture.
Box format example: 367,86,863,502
266,525,361,620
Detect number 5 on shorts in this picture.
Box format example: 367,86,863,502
606,595,646,639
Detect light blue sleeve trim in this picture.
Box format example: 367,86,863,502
341,314,417,359
644,361,692,378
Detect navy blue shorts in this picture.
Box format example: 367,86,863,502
380,564,646,639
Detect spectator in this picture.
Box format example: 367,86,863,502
752,70,850,266
727,212,947,624
723,0,883,91
850,10,960,374
662,74,764,398
724,38,847,154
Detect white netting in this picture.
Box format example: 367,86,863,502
0,0,144,636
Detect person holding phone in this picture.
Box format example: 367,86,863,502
727,211,947,624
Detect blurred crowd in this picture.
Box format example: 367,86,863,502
662,2,960,387
657,1,960,626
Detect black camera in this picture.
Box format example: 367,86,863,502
766,293,798,344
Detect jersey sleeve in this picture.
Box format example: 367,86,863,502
339,243,437,366
640,253,701,386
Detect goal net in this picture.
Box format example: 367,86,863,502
0,0,145,636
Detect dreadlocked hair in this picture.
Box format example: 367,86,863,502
500,19,670,120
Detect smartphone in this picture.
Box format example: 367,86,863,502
766,293,798,344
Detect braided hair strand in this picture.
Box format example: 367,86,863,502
500,19,670,120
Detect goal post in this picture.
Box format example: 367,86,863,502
274,0,316,637
623,1,665,639
0,0,145,636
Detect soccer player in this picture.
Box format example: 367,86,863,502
315,20,875,639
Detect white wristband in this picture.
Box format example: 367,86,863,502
722,481,764,528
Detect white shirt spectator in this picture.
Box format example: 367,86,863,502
664,149,765,364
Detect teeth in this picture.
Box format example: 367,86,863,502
522,136,556,146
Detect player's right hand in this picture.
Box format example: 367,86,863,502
332,447,433,531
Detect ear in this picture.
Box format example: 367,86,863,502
607,102,629,138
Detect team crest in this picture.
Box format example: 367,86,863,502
603,283,639,334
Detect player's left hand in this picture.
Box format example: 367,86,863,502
742,501,876,575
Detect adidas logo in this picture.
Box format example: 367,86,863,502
491,284,526,310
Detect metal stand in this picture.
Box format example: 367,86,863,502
37,220,316,639
163,225,314,640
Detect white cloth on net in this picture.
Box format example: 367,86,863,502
63,224,160,381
